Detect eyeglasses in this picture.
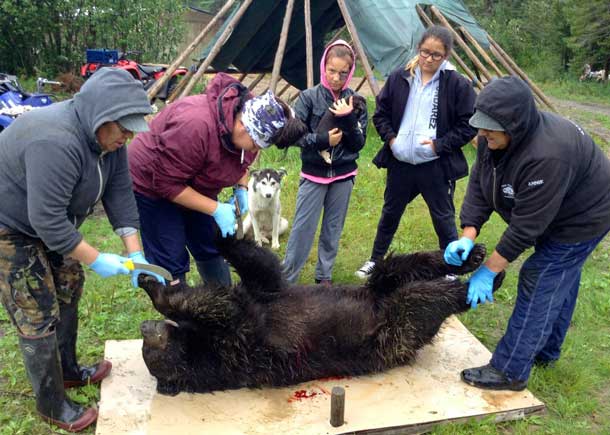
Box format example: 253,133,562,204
419,49,445,61
325,68,350,80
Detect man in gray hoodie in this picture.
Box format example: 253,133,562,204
0,68,159,432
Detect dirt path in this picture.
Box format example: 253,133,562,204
548,97,610,146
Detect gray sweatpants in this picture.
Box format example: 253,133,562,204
282,177,354,284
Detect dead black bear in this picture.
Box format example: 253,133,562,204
139,237,504,396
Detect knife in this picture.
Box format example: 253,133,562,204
234,194,244,239
123,260,173,281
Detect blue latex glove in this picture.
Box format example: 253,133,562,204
127,251,166,288
229,187,249,215
444,237,475,266
212,202,236,237
467,265,497,309
89,253,130,278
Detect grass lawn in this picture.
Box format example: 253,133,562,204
0,98,609,435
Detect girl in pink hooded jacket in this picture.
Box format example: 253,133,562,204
282,40,368,285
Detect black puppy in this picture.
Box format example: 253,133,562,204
139,237,504,396
315,94,367,163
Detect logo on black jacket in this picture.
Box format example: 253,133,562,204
501,184,514,199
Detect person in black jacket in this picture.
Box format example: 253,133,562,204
356,25,477,279
282,40,367,285
444,76,610,391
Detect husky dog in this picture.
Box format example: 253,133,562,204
242,168,289,250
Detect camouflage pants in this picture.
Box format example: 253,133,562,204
0,228,84,337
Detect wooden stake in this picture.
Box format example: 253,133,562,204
415,5,483,90
336,0,380,95
270,0,296,93
429,6,492,83
487,35,557,112
330,386,345,427
459,26,504,77
304,0,314,89
147,0,237,101
180,0,254,98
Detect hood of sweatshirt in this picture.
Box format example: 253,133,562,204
73,67,153,153
319,39,356,99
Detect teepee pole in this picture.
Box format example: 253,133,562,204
247,73,266,91
459,26,504,77
270,0,296,93
488,45,545,107
166,69,194,103
180,0,254,98
277,81,292,97
415,5,483,90
336,0,379,95
304,0,314,88
429,6,493,84
487,35,557,112
148,0,237,101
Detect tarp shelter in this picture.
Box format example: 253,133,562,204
148,0,555,111
202,0,490,90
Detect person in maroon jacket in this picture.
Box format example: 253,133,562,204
128,73,305,287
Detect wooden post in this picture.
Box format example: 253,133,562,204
328,26,346,44
336,0,380,95
304,0,314,88
166,69,194,104
330,386,345,427
277,82,292,97
487,35,557,112
429,6,493,83
489,45,545,107
270,0,296,93
147,0,237,101
415,5,483,90
354,75,368,92
180,0,254,98
247,73,266,91
459,26,504,77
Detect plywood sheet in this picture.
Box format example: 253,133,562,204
96,316,544,435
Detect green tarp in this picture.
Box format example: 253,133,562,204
202,0,488,90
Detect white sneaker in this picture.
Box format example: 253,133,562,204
355,260,376,279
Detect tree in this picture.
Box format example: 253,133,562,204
566,0,610,79
0,0,186,76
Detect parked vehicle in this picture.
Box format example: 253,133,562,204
80,49,187,101
0,74,60,133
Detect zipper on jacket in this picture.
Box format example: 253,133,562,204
492,166,497,210
88,154,105,215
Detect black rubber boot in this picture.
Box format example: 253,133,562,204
195,256,232,287
18,332,97,432
57,301,112,388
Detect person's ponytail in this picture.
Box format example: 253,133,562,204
405,55,419,75
273,98,308,149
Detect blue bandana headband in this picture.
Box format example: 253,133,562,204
241,91,288,149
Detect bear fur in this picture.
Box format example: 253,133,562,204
139,237,504,396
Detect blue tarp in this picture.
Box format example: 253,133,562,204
202,0,488,89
